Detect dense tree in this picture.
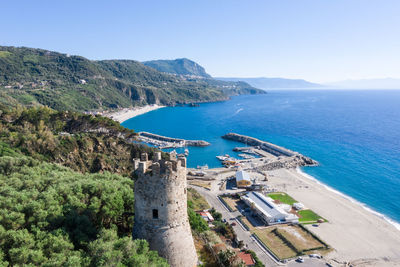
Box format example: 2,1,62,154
0,106,162,175
0,148,167,266
210,207,222,221
187,208,209,233
217,249,244,267
88,229,168,267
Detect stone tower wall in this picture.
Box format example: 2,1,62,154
132,152,198,267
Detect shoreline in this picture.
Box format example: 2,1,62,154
123,107,400,233
267,167,400,265
192,161,400,265
104,104,165,123
120,97,400,265
296,168,400,232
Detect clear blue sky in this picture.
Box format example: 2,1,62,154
1,0,399,82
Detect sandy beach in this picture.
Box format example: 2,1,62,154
104,104,165,123
107,103,400,266
267,168,400,266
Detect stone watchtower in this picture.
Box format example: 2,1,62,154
132,151,198,267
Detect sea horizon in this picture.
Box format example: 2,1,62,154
122,89,400,228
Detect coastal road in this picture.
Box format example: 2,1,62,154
190,185,328,267
189,185,279,267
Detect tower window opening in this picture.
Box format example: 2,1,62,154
152,209,158,219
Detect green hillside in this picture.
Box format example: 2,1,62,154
0,105,233,266
0,46,264,112
142,58,265,96
0,104,171,265
0,142,168,266
143,58,211,78
0,105,162,175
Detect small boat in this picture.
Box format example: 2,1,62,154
197,164,208,170
184,148,189,156
216,154,232,161
216,155,228,161
238,153,255,159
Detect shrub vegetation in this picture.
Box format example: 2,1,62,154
0,145,168,266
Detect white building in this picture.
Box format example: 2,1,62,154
241,192,298,225
293,202,305,210
236,170,252,187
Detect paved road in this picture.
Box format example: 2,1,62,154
191,185,279,267
190,185,329,267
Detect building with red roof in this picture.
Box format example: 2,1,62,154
237,251,255,266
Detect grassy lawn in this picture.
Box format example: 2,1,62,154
268,192,297,205
298,209,325,223
187,188,210,210
253,228,297,259
268,193,326,224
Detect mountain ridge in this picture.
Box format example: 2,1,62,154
143,58,211,78
325,78,400,89
142,58,265,96
0,46,264,112
217,77,323,89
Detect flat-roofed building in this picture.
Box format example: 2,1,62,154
241,192,298,225
236,170,252,187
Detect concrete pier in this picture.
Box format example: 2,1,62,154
222,132,318,169
223,133,297,157
138,131,210,149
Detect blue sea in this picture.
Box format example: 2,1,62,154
122,90,400,226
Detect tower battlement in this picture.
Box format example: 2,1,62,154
132,151,198,267
133,151,187,176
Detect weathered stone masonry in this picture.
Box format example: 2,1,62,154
132,151,198,267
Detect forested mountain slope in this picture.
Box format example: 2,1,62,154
143,58,265,96
143,58,211,78
0,105,171,266
0,46,263,112
0,105,160,174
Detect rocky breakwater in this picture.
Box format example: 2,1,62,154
222,132,318,170
257,155,318,171
139,131,210,148
185,140,210,146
